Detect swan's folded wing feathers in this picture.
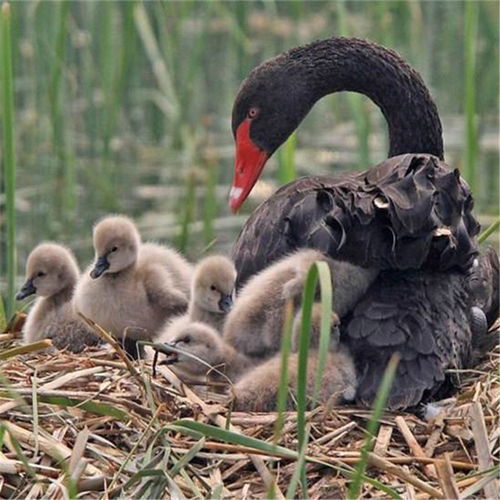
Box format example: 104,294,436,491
344,269,472,410
233,155,479,287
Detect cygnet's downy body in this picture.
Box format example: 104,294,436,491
74,215,193,349
232,303,357,411
223,248,376,359
155,318,253,384
17,243,99,353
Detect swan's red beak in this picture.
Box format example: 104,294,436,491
229,120,269,212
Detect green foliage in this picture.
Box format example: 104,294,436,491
278,132,297,184
464,0,479,194
1,2,16,319
347,353,400,499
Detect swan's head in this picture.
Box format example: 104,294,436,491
229,53,313,212
16,243,79,300
91,215,140,278
160,322,225,376
292,303,340,352
192,256,236,314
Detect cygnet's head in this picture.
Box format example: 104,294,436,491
90,215,141,278
192,256,236,314
159,322,225,376
292,303,340,352
16,243,79,300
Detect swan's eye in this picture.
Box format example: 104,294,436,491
247,107,259,119
37,271,45,277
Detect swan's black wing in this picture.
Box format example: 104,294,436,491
342,269,473,410
232,154,480,287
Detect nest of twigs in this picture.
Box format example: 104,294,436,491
0,316,498,499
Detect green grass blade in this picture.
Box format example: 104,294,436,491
177,170,197,254
311,261,333,405
1,422,37,480
169,437,205,478
0,296,6,331
273,300,294,442
202,158,218,247
464,0,479,193
347,353,400,499
0,339,52,359
171,419,401,498
294,260,333,496
278,132,297,184
286,431,309,499
1,2,17,319
478,216,500,244
336,0,371,167
171,420,298,459
295,268,315,449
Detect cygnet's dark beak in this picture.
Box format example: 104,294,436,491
90,256,109,279
16,278,36,300
218,294,233,313
159,346,179,365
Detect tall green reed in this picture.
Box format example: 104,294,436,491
464,0,478,194
347,353,400,499
337,0,371,167
48,1,76,223
1,2,16,319
277,132,297,184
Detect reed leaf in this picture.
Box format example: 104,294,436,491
273,300,294,443
1,2,16,319
464,0,479,194
278,132,297,184
347,353,400,499
478,216,500,244
170,420,400,498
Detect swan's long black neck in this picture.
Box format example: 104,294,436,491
285,38,444,160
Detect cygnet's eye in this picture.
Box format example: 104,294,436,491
210,285,217,291
182,336,192,344
111,246,118,252
37,271,45,277
247,107,259,119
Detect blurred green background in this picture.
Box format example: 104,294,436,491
1,0,499,284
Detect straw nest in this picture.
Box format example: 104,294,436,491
0,314,498,499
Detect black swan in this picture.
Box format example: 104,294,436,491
228,37,486,409
229,38,479,285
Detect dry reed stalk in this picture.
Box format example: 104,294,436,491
395,415,437,479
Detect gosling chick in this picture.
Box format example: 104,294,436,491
232,304,357,411
74,215,193,351
17,243,99,353
223,248,376,359
154,318,253,383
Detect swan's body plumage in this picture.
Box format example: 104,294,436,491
343,269,478,409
